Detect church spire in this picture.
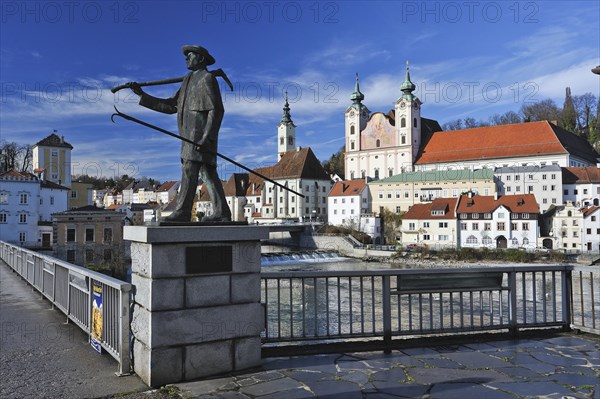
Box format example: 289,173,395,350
279,91,295,126
400,60,416,100
350,72,365,104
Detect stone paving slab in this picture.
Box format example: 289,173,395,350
168,334,599,399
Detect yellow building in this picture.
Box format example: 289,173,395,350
32,131,72,187
369,169,497,214
68,181,93,209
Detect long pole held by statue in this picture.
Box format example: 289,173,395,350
111,106,305,198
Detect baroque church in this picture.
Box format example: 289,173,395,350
345,63,599,181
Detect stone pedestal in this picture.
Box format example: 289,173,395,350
124,225,269,387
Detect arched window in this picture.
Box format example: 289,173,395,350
350,141,355,150
414,118,418,128
523,238,529,245
401,117,406,128
512,238,519,245
350,125,355,135
350,172,355,179
567,211,572,217
376,139,380,148
466,235,478,244
388,168,393,177
482,236,492,245
280,137,284,145
401,135,406,144
374,169,379,179
288,136,294,145
361,170,366,179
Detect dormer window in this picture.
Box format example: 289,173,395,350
431,210,445,216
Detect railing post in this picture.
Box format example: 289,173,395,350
382,275,392,353
117,286,131,376
508,271,518,336
561,268,573,332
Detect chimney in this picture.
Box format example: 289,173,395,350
467,190,473,198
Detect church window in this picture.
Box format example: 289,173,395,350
361,170,365,179
413,118,417,127
350,125,355,135
288,136,293,145
388,168,393,177
376,139,380,148
374,169,379,179
350,141,355,150
280,137,284,145
350,172,354,179
401,135,406,144
401,117,406,128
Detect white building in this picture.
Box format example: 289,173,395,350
92,189,108,207
0,170,68,247
582,206,600,253
552,202,600,253
495,165,562,213
400,197,459,249
562,166,600,207
328,180,371,227
156,181,179,204
456,193,539,250
327,179,382,243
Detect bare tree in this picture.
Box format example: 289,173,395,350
520,99,561,123
573,93,597,136
0,141,19,173
18,144,32,172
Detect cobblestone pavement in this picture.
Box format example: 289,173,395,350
0,263,148,398
165,335,599,399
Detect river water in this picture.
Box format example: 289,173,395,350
259,247,599,340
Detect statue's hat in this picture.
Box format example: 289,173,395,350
182,45,216,65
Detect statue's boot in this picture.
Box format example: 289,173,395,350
164,211,191,222
201,214,231,223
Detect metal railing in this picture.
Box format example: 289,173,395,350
261,265,600,347
0,241,131,375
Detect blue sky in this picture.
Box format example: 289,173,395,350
1,1,599,182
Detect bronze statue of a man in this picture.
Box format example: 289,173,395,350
129,45,231,222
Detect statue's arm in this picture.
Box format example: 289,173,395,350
198,75,224,146
139,89,179,115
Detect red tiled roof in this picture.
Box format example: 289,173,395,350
562,166,600,184
456,194,539,214
106,204,121,210
402,198,458,220
329,180,366,197
157,181,177,192
416,121,599,164
0,170,37,180
581,206,600,217
262,147,330,180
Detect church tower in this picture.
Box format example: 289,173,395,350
394,61,422,169
277,92,296,160
344,73,370,179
